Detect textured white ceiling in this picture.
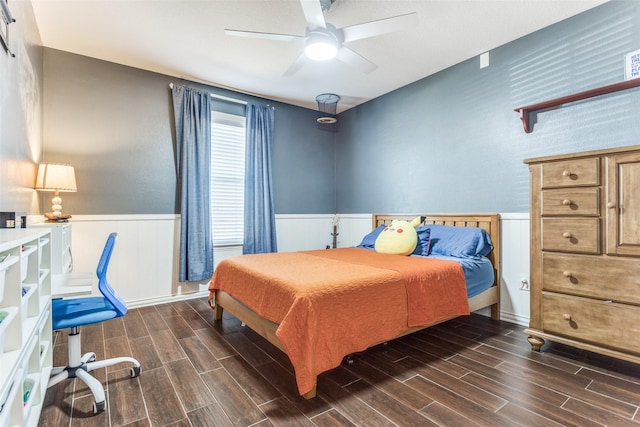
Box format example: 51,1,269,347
31,0,609,112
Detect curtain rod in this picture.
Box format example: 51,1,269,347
169,82,248,106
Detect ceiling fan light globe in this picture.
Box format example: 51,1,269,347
305,41,337,61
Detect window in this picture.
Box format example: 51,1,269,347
210,111,246,246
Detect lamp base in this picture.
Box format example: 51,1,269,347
44,213,72,222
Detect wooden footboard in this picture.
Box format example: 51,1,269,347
213,213,500,399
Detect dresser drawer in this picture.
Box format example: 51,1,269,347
542,253,640,304
541,188,599,216
541,218,600,254
542,292,640,354
542,158,599,188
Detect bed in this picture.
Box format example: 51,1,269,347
209,213,500,399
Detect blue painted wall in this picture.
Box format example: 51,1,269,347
335,0,640,213
43,49,335,215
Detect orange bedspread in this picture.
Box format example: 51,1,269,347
208,248,468,396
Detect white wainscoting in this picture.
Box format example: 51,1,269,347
63,215,190,308
498,213,530,326
55,213,531,325
61,214,369,308
275,213,373,251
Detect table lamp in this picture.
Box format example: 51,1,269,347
35,162,77,221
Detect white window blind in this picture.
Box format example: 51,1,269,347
211,111,246,246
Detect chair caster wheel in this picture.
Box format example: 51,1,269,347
130,366,141,378
93,400,106,414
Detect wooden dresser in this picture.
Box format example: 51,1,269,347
524,145,640,363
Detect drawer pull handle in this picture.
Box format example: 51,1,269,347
562,170,571,177
563,314,571,321
562,199,572,206
562,232,572,239
562,271,572,278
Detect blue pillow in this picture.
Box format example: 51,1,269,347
412,226,431,256
427,225,493,258
355,225,386,250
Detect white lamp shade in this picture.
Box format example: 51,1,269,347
35,163,77,192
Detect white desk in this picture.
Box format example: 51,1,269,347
51,272,94,298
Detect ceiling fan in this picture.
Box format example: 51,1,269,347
225,0,418,76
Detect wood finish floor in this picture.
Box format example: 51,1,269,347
39,298,640,427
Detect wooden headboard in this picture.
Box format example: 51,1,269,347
373,213,501,303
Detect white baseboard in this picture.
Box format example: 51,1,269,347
499,311,530,327
473,307,528,327
126,289,210,309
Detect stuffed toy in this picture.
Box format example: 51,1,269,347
374,216,422,255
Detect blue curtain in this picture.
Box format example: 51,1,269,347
172,85,214,282
244,104,277,254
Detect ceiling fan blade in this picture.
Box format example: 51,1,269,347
300,0,326,30
341,12,418,42
225,29,303,42
283,52,307,77
335,46,377,74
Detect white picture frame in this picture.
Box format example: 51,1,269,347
625,48,640,80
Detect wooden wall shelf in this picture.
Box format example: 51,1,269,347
514,77,640,133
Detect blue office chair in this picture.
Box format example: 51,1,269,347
48,233,141,414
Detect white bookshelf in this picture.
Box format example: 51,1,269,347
0,229,52,427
